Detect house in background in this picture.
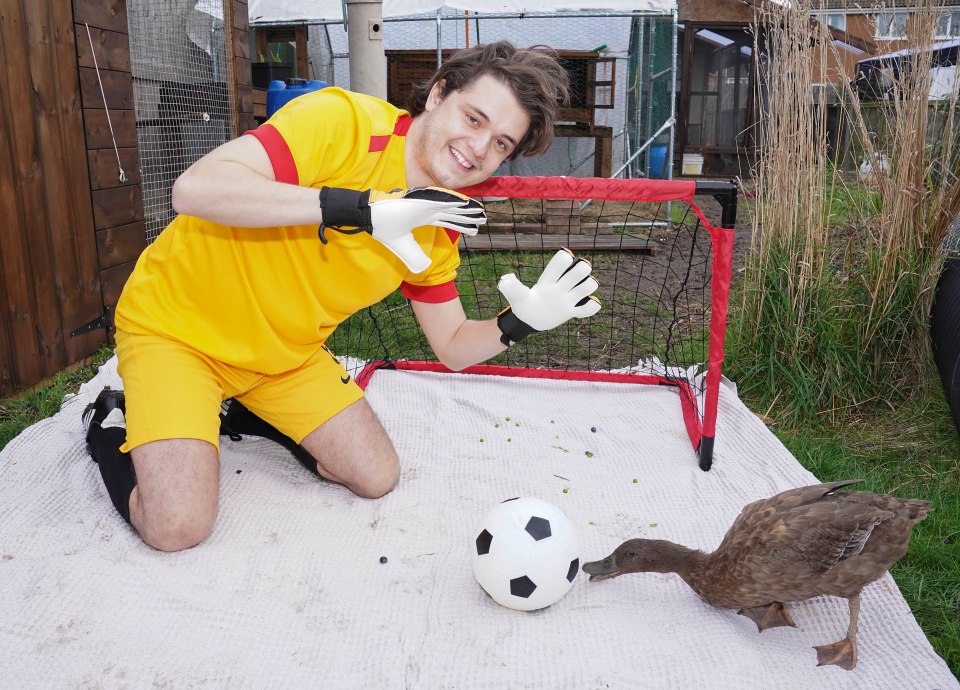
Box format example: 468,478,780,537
675,0,960,177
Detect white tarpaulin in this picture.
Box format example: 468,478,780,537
0,355,956,688
249,0,675,24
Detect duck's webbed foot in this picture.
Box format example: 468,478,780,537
814,637,858,670
738,602,796,631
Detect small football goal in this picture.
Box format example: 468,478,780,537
329,176,737,470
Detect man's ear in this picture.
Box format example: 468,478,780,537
425,79,446,111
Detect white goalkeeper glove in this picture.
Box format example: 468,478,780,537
318,186,485,273
496,248,602,346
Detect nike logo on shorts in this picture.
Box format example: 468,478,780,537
341,374,352,384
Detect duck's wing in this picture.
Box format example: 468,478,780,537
715,481,865,553
757,500,895,574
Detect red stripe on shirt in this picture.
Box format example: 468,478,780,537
394,114,412,136
246,125,298,185
369,115,413,152
368,135,391,153
401,280,459,303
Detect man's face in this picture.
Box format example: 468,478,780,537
407,74,532,189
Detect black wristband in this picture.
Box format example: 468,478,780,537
496,307,539,346
318,187,373,231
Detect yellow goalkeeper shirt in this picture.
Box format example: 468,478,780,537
115,87,461,374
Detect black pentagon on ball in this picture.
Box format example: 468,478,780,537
567,558,579,583
524,516,552,541
510,575,537,598
476,529,493,556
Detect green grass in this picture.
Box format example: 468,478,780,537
0,346,113,451
748,390,960,677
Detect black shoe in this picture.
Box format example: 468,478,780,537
219,398,246,441
81,387,127,452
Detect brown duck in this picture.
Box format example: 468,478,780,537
582,480,930,670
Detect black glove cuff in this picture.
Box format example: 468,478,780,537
496,308,539,346
319,187,373,231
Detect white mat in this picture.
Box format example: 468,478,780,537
0,356,955,689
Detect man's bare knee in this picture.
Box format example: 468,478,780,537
350,460,400,499
136,504,216,552
129,438,219,552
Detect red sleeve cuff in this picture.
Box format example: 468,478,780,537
245,125,298,185
401,280,459,303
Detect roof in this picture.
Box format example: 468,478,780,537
249,0,676,25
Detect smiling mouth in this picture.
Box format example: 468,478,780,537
450,147,474,170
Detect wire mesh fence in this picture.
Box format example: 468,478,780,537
278,10,677,179
124,5,677,245
127,0,235,243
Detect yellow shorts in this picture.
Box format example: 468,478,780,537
115,329,364,453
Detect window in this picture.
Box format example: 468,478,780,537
937,10,960,39
876,10,909,39
826,13,847,32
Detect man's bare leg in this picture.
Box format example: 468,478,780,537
129,438,220,552
300,398,399,498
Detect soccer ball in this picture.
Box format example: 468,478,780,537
471,496,581,611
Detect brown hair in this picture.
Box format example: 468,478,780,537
406,41,569,160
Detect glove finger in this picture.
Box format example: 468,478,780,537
497,273,530,304
568,276,599,302
557,258,593,290
571,295,602,318
382,232,431,273
405,187,484,210
431,219,482,236
436,209,487,223
538,248,576,285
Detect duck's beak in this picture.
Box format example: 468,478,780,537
582,554,621,581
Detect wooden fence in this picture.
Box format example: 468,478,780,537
0,0,253,397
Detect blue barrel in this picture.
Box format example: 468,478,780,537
647,143,669,179
267,78,328,118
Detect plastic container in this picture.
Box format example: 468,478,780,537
266,78,328,118
682,153,704,176
647,144,669,179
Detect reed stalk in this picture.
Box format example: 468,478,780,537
734,0,960,423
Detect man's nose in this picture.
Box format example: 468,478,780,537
468,133,489,159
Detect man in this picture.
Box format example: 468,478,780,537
83,41,601,552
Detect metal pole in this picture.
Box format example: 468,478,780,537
668,9,678,180
634,18,645,178
645,18,657,174
345,0,386,98
436,10,443,68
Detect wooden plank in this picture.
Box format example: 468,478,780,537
51,0,106,362
252,87,266,120
95,221,147,271
237,83,253,116
75,25,131,71
79,66,134,109
87,147,141,189
100,260,136,307
594,133,612,178
0,0,45,389
92,186,144,229
224,0,240,138
295,24,309,78
73,0,128,34
460,234,655,253
234,0,249,32
83,108,138,148
31,0,106,371
17,0,65,377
